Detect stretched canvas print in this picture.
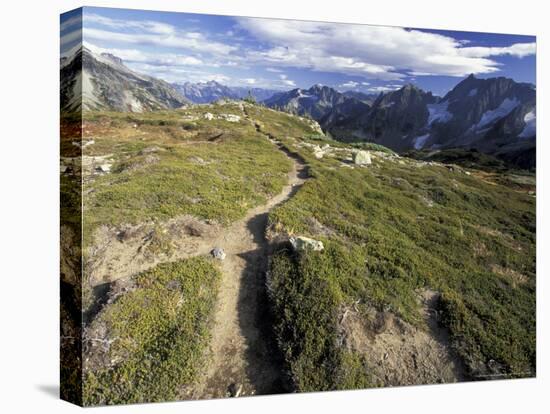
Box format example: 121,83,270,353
60,6,537,406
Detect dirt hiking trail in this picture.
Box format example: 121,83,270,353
188,136,308,399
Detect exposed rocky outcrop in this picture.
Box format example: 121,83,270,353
60,46,189,112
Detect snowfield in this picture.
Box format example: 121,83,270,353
476,98,520,129
427,101,452,125
413,133,430,150
519,108,536,138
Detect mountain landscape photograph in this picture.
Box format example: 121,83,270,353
60,6,536,406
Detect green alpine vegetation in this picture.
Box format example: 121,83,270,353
83,257,221,406
68,102,535,402
260,107,535,389
79,106,292,246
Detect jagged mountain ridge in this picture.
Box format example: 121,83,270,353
263,76,536,168
429,75,536,151
342,91,378,105
330,84,439,151
60,46,190,112
172,81,279,104
263,84,365,120
60,46,535,167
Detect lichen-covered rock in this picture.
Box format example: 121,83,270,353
289,236,324,252
353,150,372,165
219,114,241,122
313,146,324,159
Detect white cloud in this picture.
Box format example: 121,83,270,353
83,42,204,66
237,18,535,78
340,80,359,89
76,12,535,87
128,62,231,84
84,27,237,55
61,29,82,51
201,74,231,83
460,42,536,58
86,13,175,35
367,85,402,93
83,14,237,56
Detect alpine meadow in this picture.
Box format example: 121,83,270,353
60,7,536,406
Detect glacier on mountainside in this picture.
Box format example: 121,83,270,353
427,101,452,125
476,98,520,129
519,109,536,138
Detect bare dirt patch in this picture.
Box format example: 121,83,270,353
85,215,222,287
491,264,528,287
338,290,466,386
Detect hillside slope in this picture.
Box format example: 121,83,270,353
62,102,535,403
247,105,535,388
60,46,189,112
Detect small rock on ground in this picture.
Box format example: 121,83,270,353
227,383,243,397
353,150,372,165
211,247,226,260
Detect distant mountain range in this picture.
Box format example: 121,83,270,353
60,48,536,168
60,46,279,110
61,46,189,112
172,81,278,104
263,76,536,168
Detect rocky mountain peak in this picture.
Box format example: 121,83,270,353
61,47,189,112
100,53,124,66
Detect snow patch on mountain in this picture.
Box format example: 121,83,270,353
427,101,452,125
477,98,520,128
296,89,318,100
468,88,478,97
413,133,430,150
519,109,536,138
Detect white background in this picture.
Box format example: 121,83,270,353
0,0,547,412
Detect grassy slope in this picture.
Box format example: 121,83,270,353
78,105,295,405
249,106,536,389
81,107,292,246
72,104,535,401
83,257,221,405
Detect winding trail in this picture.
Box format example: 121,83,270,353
189,126,308,399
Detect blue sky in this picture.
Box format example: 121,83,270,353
61,7,536,96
